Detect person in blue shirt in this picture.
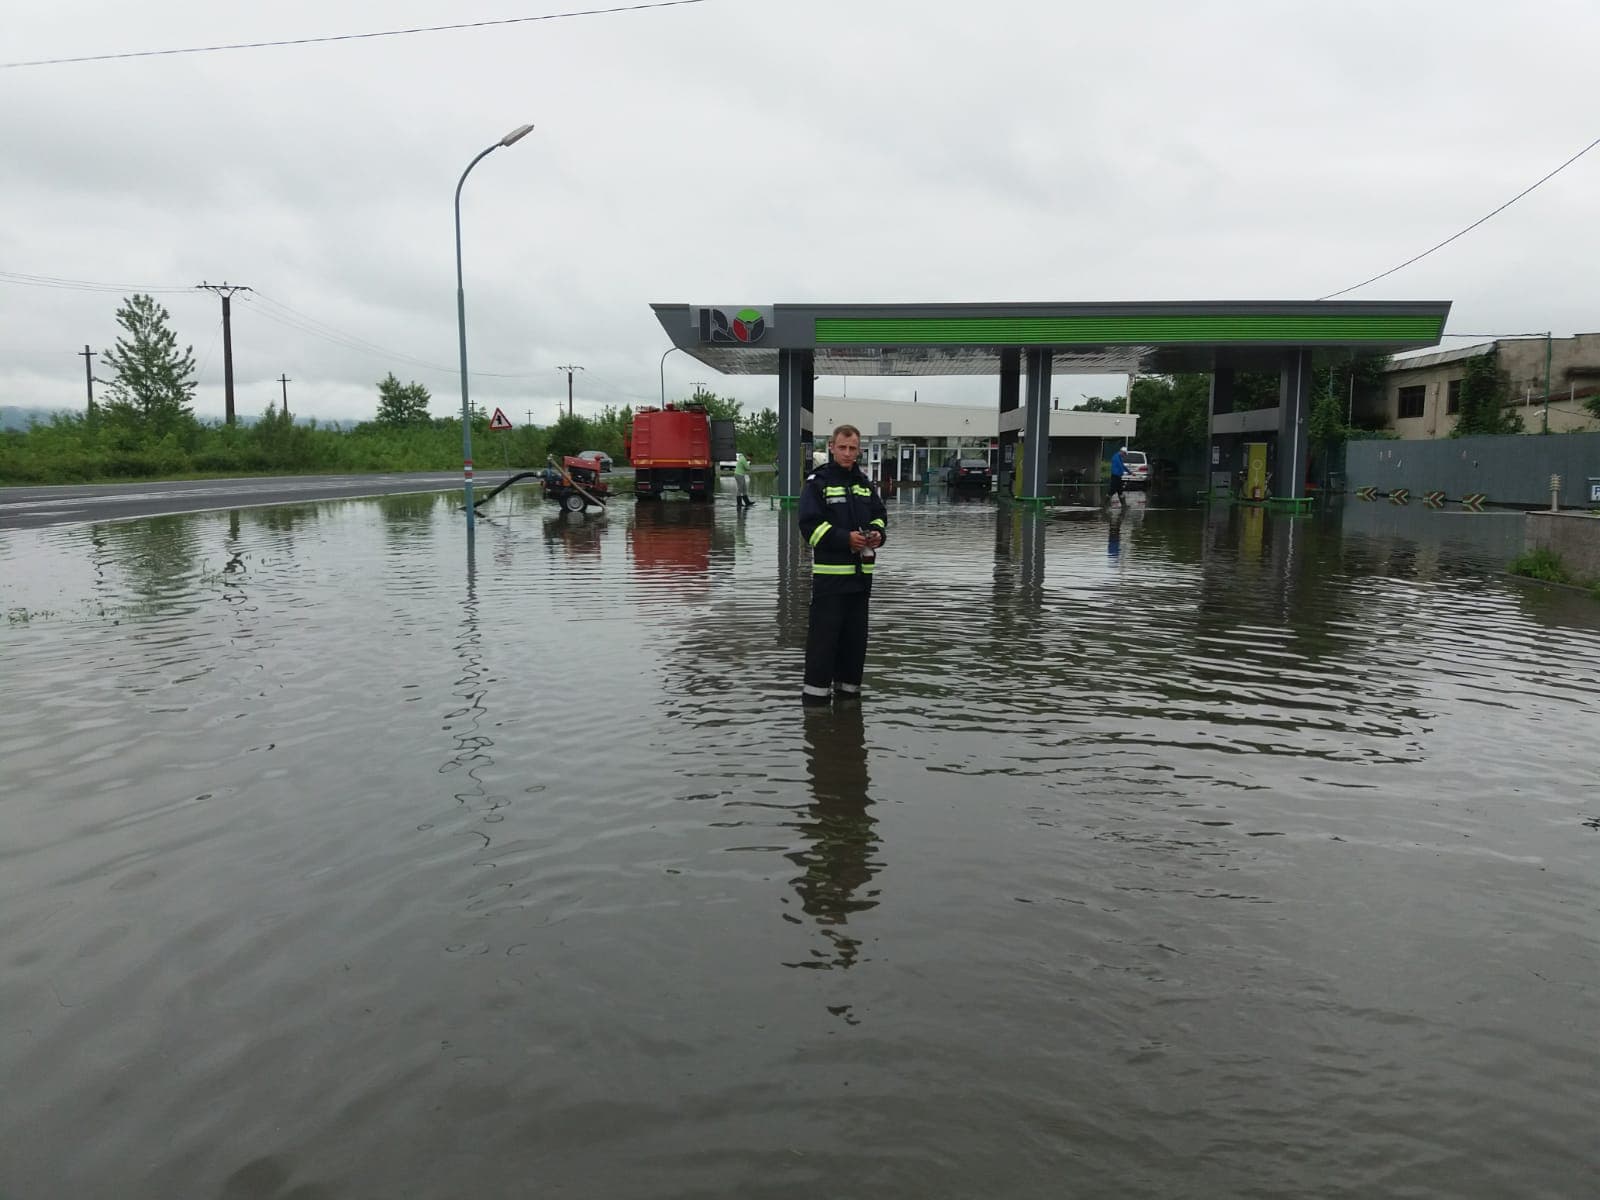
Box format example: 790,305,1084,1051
1107,446,1128,507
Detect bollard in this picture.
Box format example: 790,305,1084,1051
1550,473,1562,512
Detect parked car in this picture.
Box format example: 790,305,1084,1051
946,457,993,489
1118,448,1150,488
576,450,614,472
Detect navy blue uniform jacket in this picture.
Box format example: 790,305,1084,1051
797,460,889,594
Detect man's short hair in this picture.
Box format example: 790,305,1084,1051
830,424,861,442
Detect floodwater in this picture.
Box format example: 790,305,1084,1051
2,479,1597,1200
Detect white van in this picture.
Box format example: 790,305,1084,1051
1120,448,1150,488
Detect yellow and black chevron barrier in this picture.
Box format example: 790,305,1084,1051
1355,486,1377,500
1388,488,1410,505
1461,492,1487,511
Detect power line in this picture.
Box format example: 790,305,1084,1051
244,292,540,380
0,269,193,295
1319,132,1600,300
2,0,710,70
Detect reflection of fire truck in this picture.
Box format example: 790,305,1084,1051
627,500,715,576
627,404,736,502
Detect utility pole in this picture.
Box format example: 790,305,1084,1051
1543,331,1553,434
555,363,584,417
278,374,291,418
197,282,251,425
689,380,708,403
526,409,534,426
77,345,97,416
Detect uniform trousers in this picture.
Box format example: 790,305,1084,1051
803,585,871,699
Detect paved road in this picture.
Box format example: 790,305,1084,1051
0,471,525,531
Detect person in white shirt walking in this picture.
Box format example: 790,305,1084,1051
734,450,753,508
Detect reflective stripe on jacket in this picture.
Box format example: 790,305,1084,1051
797,460,888,591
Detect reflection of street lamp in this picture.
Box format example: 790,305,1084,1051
455,122,533,535
659,345,682,406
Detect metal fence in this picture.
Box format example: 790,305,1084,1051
1346,431,1600,508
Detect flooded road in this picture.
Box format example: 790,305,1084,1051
2,483,1597,1199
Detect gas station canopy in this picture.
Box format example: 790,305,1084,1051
651,300,1452,376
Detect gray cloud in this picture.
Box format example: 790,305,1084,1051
5,0,1596,425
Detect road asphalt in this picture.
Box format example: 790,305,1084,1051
0,471,522,531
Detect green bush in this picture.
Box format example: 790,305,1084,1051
1509,548,1570,583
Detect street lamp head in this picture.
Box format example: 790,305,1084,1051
500,123,535,147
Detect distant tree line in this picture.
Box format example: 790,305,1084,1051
0,294,779,485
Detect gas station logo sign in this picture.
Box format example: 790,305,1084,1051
700,306,771,344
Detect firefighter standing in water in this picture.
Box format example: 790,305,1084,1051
798,425,888,705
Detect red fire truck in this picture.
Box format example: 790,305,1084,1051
626,403,736,502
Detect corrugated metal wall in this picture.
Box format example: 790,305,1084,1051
1346,432,1600,507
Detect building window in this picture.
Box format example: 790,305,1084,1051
1397,385,1425,420
1446,378,1462,415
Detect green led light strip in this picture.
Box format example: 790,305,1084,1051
814,315,1444,345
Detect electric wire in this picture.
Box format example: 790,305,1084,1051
1319,133,1600,300
0,269,194,295
1,0,709,70
7,266,657,404
244,292,541,380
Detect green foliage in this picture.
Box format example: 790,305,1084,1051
1127,374,1210,464
546,411,589,457
1508,548,1569,583
739,407,778,462
374,373,433,426
1585,391,1600,421
1453,353,1524,436
690,388,743,425
1073,396,1126,413
1233,371,1280,411
99,293,197,440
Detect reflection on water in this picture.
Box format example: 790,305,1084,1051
2,490,1599,1198
786,703,881,973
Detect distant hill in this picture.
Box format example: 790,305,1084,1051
1,406,359,432
1,406,70,431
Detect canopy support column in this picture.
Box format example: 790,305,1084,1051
777,348,814,503
1276,349,1313,502
1020,349,1052,501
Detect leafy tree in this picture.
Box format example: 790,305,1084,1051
582,404,633,460
739,407,778,461
1234,371,1281,411
100,293,197,439
546,411,588,457
374,373,433,426
689,388,743,424
1127,373,1210,465
1452,352,1523,436
1073,396,1126,413
1584,391,1600,422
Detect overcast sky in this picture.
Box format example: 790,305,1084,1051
4,0,1597,425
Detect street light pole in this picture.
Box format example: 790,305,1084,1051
659,345,682,406
456,122,533,536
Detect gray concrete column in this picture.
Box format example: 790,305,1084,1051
1208,367,1236,494
997,349,1020,490
777,348,814,500
1021,349,1052,498
1276,349,1313,500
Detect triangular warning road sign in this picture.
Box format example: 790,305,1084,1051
488,407,512,431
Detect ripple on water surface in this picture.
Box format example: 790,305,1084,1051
1,491,1597,1198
